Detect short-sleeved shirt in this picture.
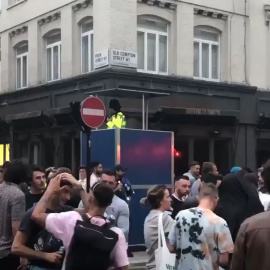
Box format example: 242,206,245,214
168,207,234,270
78,195,130,240
45,211,129,269
144,210,175,269
0,182,26,259
25,192,43,210
19,205,73,269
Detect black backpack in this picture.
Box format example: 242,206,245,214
65,215,119,270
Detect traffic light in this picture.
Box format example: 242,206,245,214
70,101,88,132
174,149,181,158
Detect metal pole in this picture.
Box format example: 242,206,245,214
71,138,76,175
142,94,145,130
146,98,149,130
209,139,214,162
188,138,194,165
86,127,92,193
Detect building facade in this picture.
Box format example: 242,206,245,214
0,0,269,174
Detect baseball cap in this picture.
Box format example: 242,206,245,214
115,164,127,172
230,166,242,173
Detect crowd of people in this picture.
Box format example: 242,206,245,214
0,160,134,270
141,161,270,270
2,157,270,270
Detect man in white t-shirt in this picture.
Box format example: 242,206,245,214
90,161,103,188
78,166,87,190
31,174,129,270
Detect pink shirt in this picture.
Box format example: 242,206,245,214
46,211,129,269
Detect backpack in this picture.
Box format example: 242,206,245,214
65,215,119,270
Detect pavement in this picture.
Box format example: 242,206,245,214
129,251,147,270
129,252,225,270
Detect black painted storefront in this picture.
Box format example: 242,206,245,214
0,67,263,173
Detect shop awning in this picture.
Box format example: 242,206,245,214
153,106,239,126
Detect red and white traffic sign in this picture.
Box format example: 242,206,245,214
81,96,106,128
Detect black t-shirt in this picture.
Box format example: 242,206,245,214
19,205,73,269
171,195,184,219
25,192,44,211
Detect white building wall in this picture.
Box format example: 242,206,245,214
0,0,267,92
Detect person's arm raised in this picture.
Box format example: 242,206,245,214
32,175,63,228
60,173,89,212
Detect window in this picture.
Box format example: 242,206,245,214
16,43,28,89
194,27,220,81
137,17,168,74
46,32,61,82
81,21,94,73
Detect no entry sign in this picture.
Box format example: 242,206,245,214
81,96,106,128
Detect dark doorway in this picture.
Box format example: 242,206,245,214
257,139,270,168
194,140,209,165
214,140,230,175
44,138,54,168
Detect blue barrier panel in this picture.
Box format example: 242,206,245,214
120,129,173,245
80,129,173,246
81,129,116,169
120,129,172,186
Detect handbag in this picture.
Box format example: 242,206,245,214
155,213,176,270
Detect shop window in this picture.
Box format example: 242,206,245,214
81,20,94,73
16,42,28,89
0,144,10,165
194,27,220,81
137,16,168,75
46,31,61,82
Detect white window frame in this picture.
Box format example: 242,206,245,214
194,31,220,82
137,26,168,75
16,46,28,90
46,38,61,82
81,28,94,74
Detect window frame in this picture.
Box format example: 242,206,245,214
193,29,220,82
16,44,28,90
137,25,169,75
81,25,94,74
46,35,61,82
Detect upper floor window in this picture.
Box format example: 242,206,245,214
81,20,94,73
16,42,28,89
137,16,168,75
194,27,220,81
46,31,61,82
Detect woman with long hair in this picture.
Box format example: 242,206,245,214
141,185,175,270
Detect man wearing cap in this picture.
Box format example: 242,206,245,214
230,166,242,173
115,165,134,203
106,99,126,129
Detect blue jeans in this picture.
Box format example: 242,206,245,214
30,266,56,270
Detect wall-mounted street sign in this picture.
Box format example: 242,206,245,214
94,50,109,69
110,49,137,68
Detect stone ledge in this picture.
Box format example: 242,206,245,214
138,0,177,10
